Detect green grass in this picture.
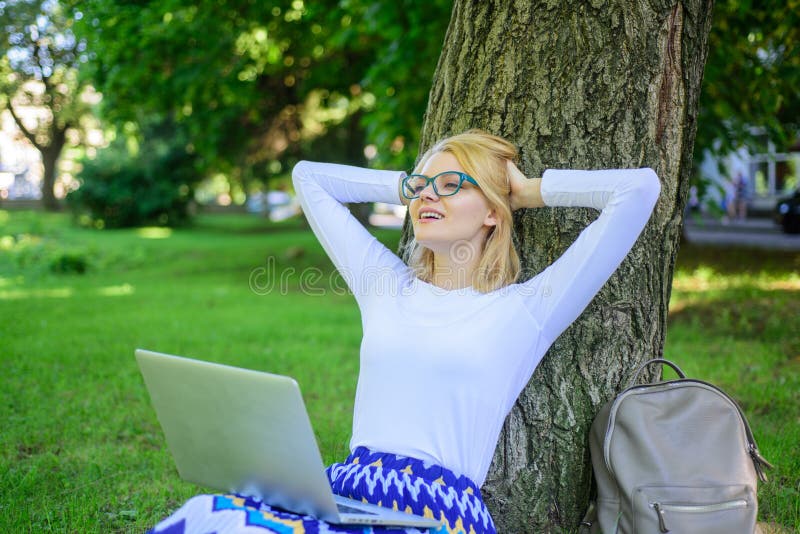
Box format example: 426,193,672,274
1,210,798,532
663,245,800,529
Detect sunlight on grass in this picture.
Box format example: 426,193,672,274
0,287,74,300
672,266,800,292
137,227,173,239
1,211,798,532
0,275,21,287
97,283,135,297
665,244,800,530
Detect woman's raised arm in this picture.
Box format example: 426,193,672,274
515,167,661,345
507,160,545,210
291,161,411,303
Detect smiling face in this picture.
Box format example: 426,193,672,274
408,151,497,256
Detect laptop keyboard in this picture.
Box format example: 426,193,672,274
337,503,378,515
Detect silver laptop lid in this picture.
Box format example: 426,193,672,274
135,349,340,522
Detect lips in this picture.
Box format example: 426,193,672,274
418,208,445,221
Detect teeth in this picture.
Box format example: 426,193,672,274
421,212,443,220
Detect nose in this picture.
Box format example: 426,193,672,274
419,182,439,201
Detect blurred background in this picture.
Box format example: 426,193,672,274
1,1,799,532
0,0,797,228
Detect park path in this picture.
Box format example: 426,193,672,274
683,214,800,251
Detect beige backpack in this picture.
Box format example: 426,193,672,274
583,358,772,533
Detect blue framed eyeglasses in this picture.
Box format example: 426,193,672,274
401,171,480,199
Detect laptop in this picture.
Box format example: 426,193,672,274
135,349,442,528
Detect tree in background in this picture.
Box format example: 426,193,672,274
66,117,197,228
70,0,450,192
342,0,451,170
71,0,797,199
72,0,333,189
404,1,713,530
0,0,89,210
697,0,800,163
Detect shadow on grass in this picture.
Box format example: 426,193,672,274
669,291,800,339
189,214,310,235
676,242,800,276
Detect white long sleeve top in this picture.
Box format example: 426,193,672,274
291,161,660,486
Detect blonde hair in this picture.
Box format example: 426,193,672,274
405,129,521,293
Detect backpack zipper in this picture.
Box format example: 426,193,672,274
749,442,774,482
650,499,748,532
651,502,669,532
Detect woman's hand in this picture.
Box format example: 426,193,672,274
507,160,544,210
398,175,411,207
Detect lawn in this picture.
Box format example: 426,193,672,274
1,209,798,532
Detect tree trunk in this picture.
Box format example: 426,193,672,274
40,121,67,212
403,1,714,531
41,147,61,211
345,110,374,228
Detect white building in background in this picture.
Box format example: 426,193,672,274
0,81,105,201
0,107,43,199
698,133,800,212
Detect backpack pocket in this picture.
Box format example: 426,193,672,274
633,485,756,534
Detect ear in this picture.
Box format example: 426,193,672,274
483,208,497,227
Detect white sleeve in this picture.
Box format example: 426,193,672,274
291,160,411,303
518,168,661,344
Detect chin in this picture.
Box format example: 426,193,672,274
413,235,437,249
413,235,454,254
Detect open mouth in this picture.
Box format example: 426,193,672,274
419,210,444,221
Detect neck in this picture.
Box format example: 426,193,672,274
430,247,483,290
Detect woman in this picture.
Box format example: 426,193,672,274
149,129,660,534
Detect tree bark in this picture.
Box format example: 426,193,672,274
402,1,714,531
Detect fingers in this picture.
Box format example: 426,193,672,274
506,159,527,182
506,159,519,176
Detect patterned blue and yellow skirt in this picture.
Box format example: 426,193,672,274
148,447,497,534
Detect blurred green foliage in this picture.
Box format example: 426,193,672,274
33,0,800,208
66,119,197,228
697,0,800,160
0,231,91,275
69,0,451,180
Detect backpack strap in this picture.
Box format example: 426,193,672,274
578,501,600,534
627,358,686,387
